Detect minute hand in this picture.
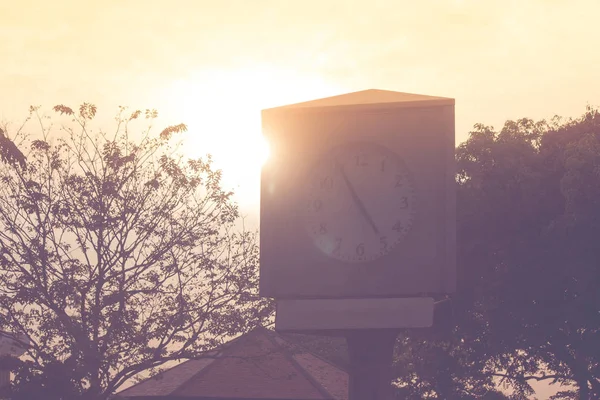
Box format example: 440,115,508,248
338,163,379,235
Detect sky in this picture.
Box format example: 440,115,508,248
2,0,600,223
2,1,598,397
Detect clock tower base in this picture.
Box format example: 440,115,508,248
275,297,433,331
346,329,398,400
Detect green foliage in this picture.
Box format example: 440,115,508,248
0,105,272,400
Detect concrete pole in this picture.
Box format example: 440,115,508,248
346,329,399,400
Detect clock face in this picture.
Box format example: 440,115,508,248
303,142,417,263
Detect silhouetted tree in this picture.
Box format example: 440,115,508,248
0,104,272,400
394,108,600,399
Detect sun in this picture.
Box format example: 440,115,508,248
160,66,342,210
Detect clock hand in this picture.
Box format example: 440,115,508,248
336,161,380,235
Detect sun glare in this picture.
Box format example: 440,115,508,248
160,66,341,210
256,135,271,166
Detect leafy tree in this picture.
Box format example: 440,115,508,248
0,105,271,400
392,328,501,399
393,108,600,399
456,110,600,399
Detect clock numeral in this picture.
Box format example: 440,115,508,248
319,222,327,234
312,199,323,211
392,221,403,233
356,243,365,256
380,236,388,251
333,237,342,255
381,158,386,172
395,174,404,188
399,196,409,209
355,153,368,167
319,176,333,190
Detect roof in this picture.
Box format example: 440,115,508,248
0,331,29,357
118,328,348,400
262,89,454,113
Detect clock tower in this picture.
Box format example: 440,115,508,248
260,89,455,300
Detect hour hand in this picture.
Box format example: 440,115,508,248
336,161,379,235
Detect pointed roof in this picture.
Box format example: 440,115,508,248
263,89,454,114
118,328,348,400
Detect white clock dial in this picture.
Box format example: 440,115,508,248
304,142,417,263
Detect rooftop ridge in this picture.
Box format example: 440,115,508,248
118,327,349,399
274,332,349,373
263,330,336,399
